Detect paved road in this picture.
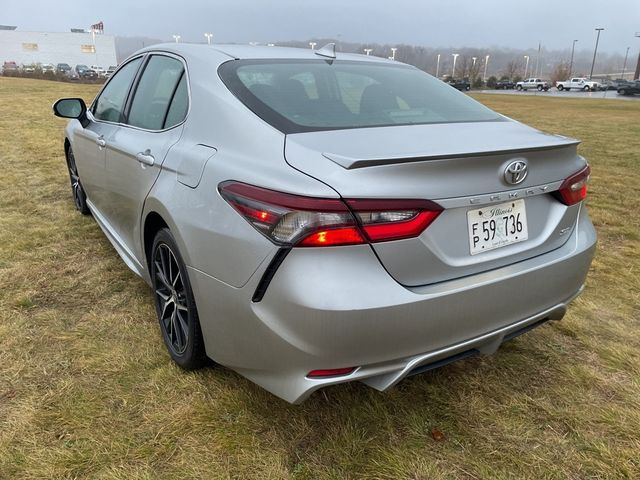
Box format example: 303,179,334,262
476,88,639,101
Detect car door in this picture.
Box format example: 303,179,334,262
102,53,188,260
73,56,143,212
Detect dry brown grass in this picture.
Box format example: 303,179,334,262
0,77,639,479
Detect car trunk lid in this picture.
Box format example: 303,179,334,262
284,120,586,286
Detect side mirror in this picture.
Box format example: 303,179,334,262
53,98,90,127
53,98,86,119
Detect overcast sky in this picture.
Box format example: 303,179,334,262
2,0,638,54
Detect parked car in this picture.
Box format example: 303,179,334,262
41,63,55,75
52,44,596,404
75,64,97,79
617,80,640,96
105,65,117,78
90,65,106,78
495,79,516,89
602,79,629,91
2,61,18,75
22,63,37,74
516,78,549,91
556,77,601,91
56,63,72,75
445,77,471,91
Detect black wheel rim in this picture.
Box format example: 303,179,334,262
153,244,189,355
68,150,83,209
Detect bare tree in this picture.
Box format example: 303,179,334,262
504,60,520,80
550,61,571,85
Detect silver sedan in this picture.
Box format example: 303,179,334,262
53,43,596,403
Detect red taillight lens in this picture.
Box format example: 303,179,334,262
345,199,443,242
219,181,442,247
558,165,590,206
307,367,356,378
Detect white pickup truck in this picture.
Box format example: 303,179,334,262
556,77,601,91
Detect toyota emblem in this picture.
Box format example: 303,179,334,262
504,160,528,185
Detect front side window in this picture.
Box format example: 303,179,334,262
127,55,184,130
93,57,142,123
219,59,501,133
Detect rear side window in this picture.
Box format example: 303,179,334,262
128,55,185,130
163,73,188,128
93,57,142,123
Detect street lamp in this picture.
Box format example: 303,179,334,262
390,47,397,60
172,35,181,43
309,42,317,50
523,55,530,78
635,32,640,80
569,39,578,78
364,48,372,56
204,33,213,45
436,53,441,77
472,57,477,67
589,28,604,79
622,47,630,79
483,54,490,81
451,53,459,78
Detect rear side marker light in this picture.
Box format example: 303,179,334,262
558,165,590,206
307,367,356,378
219,181,442,248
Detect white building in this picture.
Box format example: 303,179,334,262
0,29,117,68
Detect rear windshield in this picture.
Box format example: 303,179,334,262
218,59,501,133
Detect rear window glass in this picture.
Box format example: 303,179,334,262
219,59,501,133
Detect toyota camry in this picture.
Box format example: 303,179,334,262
53,43,596,403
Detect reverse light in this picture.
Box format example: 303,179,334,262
219,182,443,247
558,165,590,206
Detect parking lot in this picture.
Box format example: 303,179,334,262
480,88,640,101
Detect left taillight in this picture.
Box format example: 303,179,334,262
219,181,442,247
558,165,590,206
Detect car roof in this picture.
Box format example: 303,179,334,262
134,43,395,66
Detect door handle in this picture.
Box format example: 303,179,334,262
136,150,155,166
96,136,106,148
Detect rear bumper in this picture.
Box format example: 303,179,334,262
189,205,596,404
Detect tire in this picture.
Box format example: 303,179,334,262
557,85,564,91
618,89,627,96
516,85,522,91
504,85,508,90
583,85,590,92
151,228,207,370
66,146,90,215
537,85,543,91
465,85,470,91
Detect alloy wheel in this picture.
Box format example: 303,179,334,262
67,149,84,210
153,243,190,355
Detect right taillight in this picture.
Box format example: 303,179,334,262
557,165,590,206
219,181,442,247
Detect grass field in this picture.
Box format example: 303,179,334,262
0,76,639,479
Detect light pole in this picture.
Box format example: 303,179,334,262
364,48,372,56
309,42,317,50
622,47,630,79
172,35,180,43
390,47,397,60
451,53,459,78
483,54,490,81
472,57,477,67
523,55,530,78
569,39,578,78
436,53,441,77
635,32,640,80
589,28,604,79
204,33,213,45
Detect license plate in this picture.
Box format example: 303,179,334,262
467,199,528,255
